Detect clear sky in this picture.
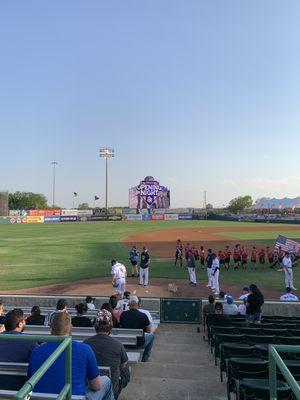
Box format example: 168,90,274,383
0,1,299,208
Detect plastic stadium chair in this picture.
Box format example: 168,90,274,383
277,360,300,383
238,379,291,400
238,328,262,336
288,329,300,337
219,343,256,382
214,334,245,365
245,335,276,345
260,328,288,336
226,358,269,400
275,336,300,345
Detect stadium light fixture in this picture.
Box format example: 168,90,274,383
51,161,58,207
99,147,114,215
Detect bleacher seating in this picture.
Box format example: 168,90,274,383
205,314,300,399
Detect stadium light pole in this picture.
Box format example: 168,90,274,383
51,161,58,207
99,147,114,216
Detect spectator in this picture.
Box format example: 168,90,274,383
280,287,299,302
86,296,96,311
26,306,46,326
101,303,119,328
203,295,215,324
109,295,122,323
120,295,154,362
238,299,247,315
28,313,115,399
0,309,37,390
0,302,5,331
72,303,93,327
47,299,68,326
246,284,264,323
84,309,130,399
238,287,250,301
206,302,231,327
116,291,131,312
222,296,238,315
138,297,156,332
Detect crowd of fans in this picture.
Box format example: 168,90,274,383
0,293,156,400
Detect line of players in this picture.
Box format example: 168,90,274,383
175,240,286,271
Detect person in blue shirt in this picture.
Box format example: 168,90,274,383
28,313,115,400
129,245,139,277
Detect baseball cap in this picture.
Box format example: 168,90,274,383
226,296,233,304
129,295,139,304
243,287,249,292
124,291,131,299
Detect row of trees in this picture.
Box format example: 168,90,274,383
8,191,254,213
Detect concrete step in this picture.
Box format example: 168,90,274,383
118,377,227,400
157,323,202,333
153,342,203,353
130,361,211,380
154,334,201,345
150,350,204,365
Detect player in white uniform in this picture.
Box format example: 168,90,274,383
111,259,127,296
211,253,220,295
282,252,297,291
280,287,299,301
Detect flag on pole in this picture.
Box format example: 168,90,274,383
73,192,78,197
94,195,99,201
275,235,300,255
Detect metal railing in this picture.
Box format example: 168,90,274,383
0,334,72,400
269,344,300,400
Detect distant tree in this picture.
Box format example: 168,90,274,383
206,203,213,210
77,202,91,210
8,192,48,210
227,195,253,214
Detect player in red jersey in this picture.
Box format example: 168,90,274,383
224,245,231,271
241,246,248,270
218,250,225,269
251,246,257,270
191,246,200,262
233,244,241,271
200,246,205,271
266,246,274,265
258,248,266,269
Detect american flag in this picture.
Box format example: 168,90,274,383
275,235,300,255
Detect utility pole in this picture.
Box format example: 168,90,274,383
51,161,58,206
99,147,114,216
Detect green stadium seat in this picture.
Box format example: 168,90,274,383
238,379,291,400
219,344,256,382
226,358,269,400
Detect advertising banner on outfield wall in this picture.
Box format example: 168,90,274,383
121,209,131,215
87,216,108,221
77,210,93,216
152,208,166,214
60,216,78,222
178,214,193,220
125,214,143,221
29,209,61,216
150,214,165,220
142,214,151,221
9,210,21,216
61,209,78,216
164,214,179,221
108,215,122,221
0,217,10,224
44,216,61,223
24,216,44,223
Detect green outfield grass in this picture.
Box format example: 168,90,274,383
0,220,299,291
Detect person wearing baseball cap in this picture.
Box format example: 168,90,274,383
119,296,154,362
238,287,249,301
222,296,238,315
282,252,297,291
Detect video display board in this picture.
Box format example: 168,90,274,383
129,176,170,210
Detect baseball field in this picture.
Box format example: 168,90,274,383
0,220,299,299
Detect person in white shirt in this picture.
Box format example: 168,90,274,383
116,291,131,312
280,287,299,302
85,296,96,311
211,253,220,295
111,259,127,296
238,299,247,315
282,252,297,290
138,297,156,332
238,287,250,301
222,296,238,315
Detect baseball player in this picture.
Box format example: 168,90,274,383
206,249,214,288
187,249,197,286
175,239,183,267
129,245,139,277
282,252,297,291
111,259,127,295
224,245,231,271
139,247,151,287
211,253,220,295
251,246,258,270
